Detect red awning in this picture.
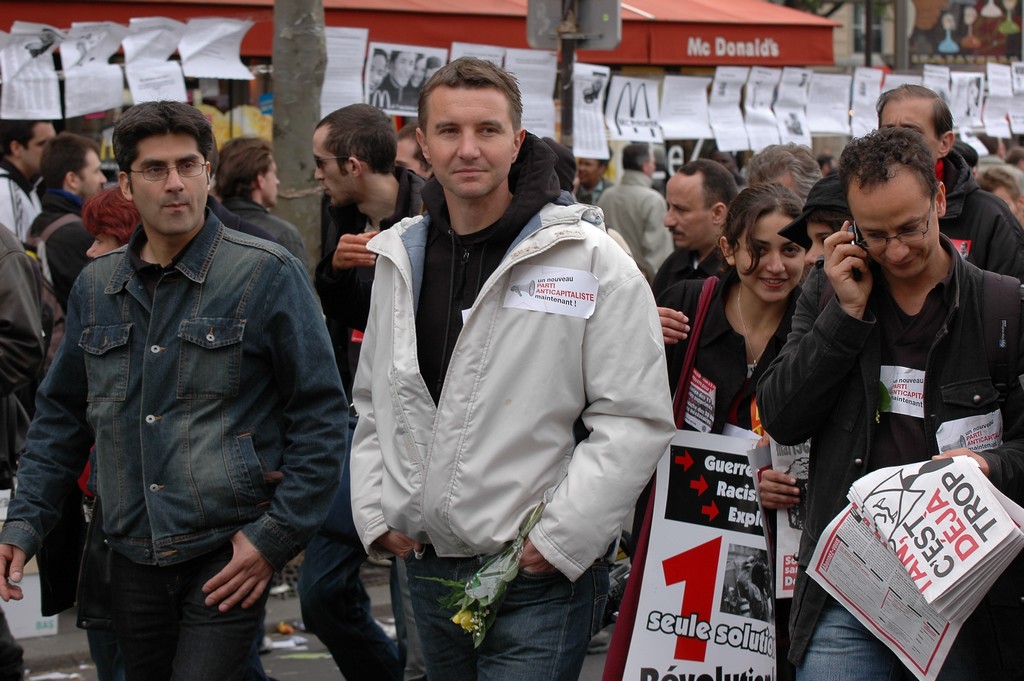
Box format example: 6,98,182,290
7,0,837,66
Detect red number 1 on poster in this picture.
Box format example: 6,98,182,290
662,537,721,661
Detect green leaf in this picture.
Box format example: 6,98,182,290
878,380,892,413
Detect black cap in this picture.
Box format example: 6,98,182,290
778,173,848,249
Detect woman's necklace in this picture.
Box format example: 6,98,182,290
736,287,769,369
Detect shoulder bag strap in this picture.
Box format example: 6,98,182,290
671,275,719,429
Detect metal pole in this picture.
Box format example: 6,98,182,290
894,0,909,71
865,0,873,67
560,36,576,147
558,0,578,147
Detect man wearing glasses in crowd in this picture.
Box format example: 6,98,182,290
758,126,1024,679
0,101,347,681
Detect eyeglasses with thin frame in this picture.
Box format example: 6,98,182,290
129,160,207,182
852,207,934,251
313,154,366,170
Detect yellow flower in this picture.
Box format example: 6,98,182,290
452,609,475,632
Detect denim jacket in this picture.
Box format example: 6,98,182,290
0,213,347,570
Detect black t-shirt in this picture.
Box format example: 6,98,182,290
869,272,952,471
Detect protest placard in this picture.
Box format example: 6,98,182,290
623,431,776,680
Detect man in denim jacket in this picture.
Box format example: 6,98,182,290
0,101,347,681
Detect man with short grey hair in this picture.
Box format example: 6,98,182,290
745,143,821,202
596,143,672,281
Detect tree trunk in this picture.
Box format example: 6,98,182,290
272,1,326,273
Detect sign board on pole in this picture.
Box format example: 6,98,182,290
527,0,621,50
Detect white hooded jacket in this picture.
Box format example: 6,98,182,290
350,200,675,581
0,167,42,242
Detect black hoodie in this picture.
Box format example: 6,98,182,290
939,149,1024,282
416,132,562,404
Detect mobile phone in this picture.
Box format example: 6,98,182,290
847,222,863,281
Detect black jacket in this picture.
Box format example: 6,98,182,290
758,240,1024,671
940,150,1024,282
315,167,425,332
221,196,307,264
314,167,424,396
207,195,275,243
659,271,798,435
653,249,722,300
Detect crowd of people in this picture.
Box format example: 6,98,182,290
0,60,1023,681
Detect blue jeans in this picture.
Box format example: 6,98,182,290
297,532,401,680
391,558,427,680
110,543,269,681
798,600,980,681
404,546,609,681
297,412,401,680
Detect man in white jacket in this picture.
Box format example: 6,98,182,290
350,57,675,679
0,120,55,242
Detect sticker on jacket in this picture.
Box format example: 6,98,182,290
936,410,1003,453
684,368,716,433
949,239,971,258
503,265,598,319
879,366,925,418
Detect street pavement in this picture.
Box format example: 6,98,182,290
18,563,611,680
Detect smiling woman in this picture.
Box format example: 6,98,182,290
659,182,805,438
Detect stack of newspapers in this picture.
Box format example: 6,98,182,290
846,457,1024,622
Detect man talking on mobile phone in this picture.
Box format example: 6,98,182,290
758,126,1024,679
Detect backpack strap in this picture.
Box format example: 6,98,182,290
981,270,1023,405
26,213,80,285
26,212,79,249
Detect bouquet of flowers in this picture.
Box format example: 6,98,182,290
423,503,545,648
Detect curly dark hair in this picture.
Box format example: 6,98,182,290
838,127,939,200
720,182,803,276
